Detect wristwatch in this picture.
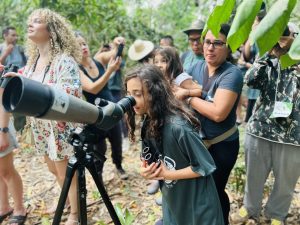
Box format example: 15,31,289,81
0,127,9,133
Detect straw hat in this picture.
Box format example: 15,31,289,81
183,19,205,35
128,39,154,61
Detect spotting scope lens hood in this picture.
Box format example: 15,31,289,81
2,76,135,130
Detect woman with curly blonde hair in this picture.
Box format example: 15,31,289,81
6,8,82,225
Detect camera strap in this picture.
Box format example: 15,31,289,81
31,55,51,83
140,116,163,163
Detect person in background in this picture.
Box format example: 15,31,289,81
5,9,82,225
0,64,27,225
181,19,205,71
159,35,174,47
154,46,202,98
125,64,224,225
0,26,27,133
0,26,26,68
230,26,300,225
175,24,243,225
128,39,155,64
95,42,129,142
235,44,251,125
76,32,127,180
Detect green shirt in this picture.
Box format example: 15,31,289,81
149,115,224,225
181,50,204,72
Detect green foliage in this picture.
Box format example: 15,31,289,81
1,0,299,66
204,0,236,38
114,203,135,225
288,34,300,60
249,0,297,56
92,190,101,200
0,0,161,54
280,53,300,68
227,0,263,52
232,161,246,193
41,216,51,225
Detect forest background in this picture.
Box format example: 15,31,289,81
1,0,300,224
1,0,300,59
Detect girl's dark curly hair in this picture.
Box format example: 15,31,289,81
124,64,200,142
154,46,183,82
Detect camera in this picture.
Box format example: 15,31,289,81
140,142,162,166
0,64,19,88
115,43,124,59
2,76,135,131
140,121,162,166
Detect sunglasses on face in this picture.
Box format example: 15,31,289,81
203,39,226,49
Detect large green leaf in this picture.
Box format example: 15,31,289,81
288,33,300,59
280,53,300,68
205,0,236,38
227,0,263,52
114,203,126,225
249,0,297,56
124,208,135,225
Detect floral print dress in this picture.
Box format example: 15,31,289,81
23,54,82,161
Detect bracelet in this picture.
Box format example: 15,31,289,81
0,127,9,133
186,97,192,105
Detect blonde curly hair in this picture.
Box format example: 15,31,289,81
26,8,82,67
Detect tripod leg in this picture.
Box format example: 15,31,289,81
85,156,122,225
52,157,78,225
77,164,87,224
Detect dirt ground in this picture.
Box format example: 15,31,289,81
3,124,300,225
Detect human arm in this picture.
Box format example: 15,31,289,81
0,44,14,64
94,37,125,66
190,68,243,122
80,57,121,95
244,55,270,90
140,160,200,180
189,88,238,122
243,39,252,62
173,72,202,98
181,79,202,97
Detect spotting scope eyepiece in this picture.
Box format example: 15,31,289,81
2,76,135,130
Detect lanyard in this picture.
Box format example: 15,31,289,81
31,55,51,83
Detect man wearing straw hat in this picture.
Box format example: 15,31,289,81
128,39,155,64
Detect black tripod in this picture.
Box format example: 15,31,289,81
52,125,121,225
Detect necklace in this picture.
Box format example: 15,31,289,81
81,58,94,70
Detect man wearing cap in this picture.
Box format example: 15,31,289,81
231,27,300,225
181,19,205,71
